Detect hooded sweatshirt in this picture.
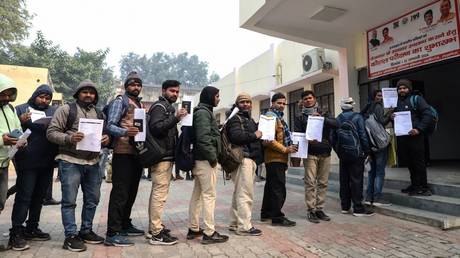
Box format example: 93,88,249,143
0,74,21,168
14,84,58,170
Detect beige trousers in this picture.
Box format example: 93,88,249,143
188,160,217,236
229,158,256,231
303,155,331,211
149,161,173,235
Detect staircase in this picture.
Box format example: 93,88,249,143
286,166,460,229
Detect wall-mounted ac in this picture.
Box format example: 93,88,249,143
302,48,329,75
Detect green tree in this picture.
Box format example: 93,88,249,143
119,51,219,88
0,0,32,49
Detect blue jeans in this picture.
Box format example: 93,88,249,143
59,160,102,237
366,149,388,201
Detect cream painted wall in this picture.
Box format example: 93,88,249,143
213,70,236,110
275,41,314,84
354,33,368,70
237,48,274,97
239,0,266,26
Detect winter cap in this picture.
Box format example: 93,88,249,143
396,79,412,90
0,74,17,102
124,71,142,88
199,86,219,106
340,97,355,110
28,84,53,108
73,79,99,104
235,92,252,104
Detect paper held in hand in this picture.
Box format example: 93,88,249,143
258,115,276,141
394,111,413,136
382,88,398,108
28,107,47,122
305,116,324,142
181,95,194,126
134,108,146,142
76,118,104,152
290,132,308,158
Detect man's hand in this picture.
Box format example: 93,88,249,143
209,160,217,168
311,112,321,116
408,128,420,136
255,130,263,139
176,108,188,120
309,139,319,144
126,126,139,137
19,112,31,124
2,134,18,146
101,134,110,146
70,132,84,144
286,145,298,153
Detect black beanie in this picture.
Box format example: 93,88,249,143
396,79,412,90
199,86,219,106
124,71,142,88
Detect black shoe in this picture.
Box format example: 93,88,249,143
79,230,104,244
43,198,61,206
401,185,414,193
315,210,331,221
236,227,262,236
307,211,320,223
201,231,229,245
260,215,271,223
186,228,203,240
63,235,87,252
121,223,144,236
24,228,51,241
272,217,296,227
353,209,375,217
145,225,171,239
149,229,178,245
8,229,29,251
409,188,432,196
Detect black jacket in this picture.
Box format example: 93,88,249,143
294,108,337,156
361,101,391,126
149,96,179,161
226,110,263,162
395,94,432,134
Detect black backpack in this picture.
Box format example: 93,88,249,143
410,95,439,135
218,115,244,175
175,126,195,171
333,113,362,161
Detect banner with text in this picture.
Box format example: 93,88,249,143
367,0,460,79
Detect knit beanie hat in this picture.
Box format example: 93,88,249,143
73,79,99,104
124,71,142,88
235,92,252,104
340,97,355,110
396,79,412,90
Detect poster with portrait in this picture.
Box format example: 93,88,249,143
367,0,460,79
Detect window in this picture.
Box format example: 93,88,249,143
313,79,335,116
288,89,303,129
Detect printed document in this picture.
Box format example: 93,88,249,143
382,88,398,108
134,108,146,142
290,132,308,158
305,116,324,142
76,118,104,152
181,95,194,126
394,111,413,136
29,107,47,122
258,115,276,141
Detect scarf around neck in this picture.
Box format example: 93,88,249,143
266,108,292,146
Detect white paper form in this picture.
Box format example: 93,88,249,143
28,107,47,122
181,95,194,126
76,118,104,152
258,115,276,141
382,88,398,108
305,116,324,142
290,132,308,159
221,107,239,128
394,111,413,136
134,108,146,142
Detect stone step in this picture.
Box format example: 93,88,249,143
286,183,460,230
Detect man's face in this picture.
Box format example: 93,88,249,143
374,92,383,102
383,29,389,38
35,93,52,108
397,86,410,97
78,88,96,104
425,13,433,26
126,82,142,97
272,98,286,112
163,86,180,103
440,0,451,16
213,93,220,107
0,88,15,106
302,94,316,108
237,100,252,112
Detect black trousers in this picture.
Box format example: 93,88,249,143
107,154,143,236
397,134,427,190
339,158,365,212
11,166,53,230
261,162,287,222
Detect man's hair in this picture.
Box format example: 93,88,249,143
372,89,382,99
301,90,316,99
162,80,181,89
271,92,286,103
424,9,433,17
383,27,389,33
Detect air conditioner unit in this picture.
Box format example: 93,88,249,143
302,48,325,75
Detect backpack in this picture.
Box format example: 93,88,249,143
175,126,195,171
334,113,362,161
410,95,438,135
65,102,104,132
365,114,391,152
218,115,244,175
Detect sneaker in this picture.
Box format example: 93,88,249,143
145,225,171,239
201,231,229,245
408,188,432,196
272,217,296,227
24,228,51,241
175,175,184,180
79,230,104,244
235,227,262,236
186,228,203,240
315,210,331,221
121,223,144,236
373,198,392,207
401,185,414,193
228,224,237,232
149,229,178,245
363,198,372,205
43,198,61,206
307,211,320,224
260,215,271,223
353,209,375,217
8,229,29,251
63,235,86,252
341,209,352,214
104,233,134,247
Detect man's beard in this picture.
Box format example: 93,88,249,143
127,90,139,97
165,95,177,103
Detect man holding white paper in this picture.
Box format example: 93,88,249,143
47,80,109,252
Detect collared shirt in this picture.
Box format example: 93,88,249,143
106,97,128,137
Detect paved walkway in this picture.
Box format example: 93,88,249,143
1,172,460,258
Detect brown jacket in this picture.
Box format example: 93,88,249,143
263,118,289,164
113,97,141,154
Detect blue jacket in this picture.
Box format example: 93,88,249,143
336,110,370,155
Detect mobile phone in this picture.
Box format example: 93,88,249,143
8,129,23,138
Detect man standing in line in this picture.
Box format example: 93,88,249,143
187,86,229,244
47,80,109,252
294,90,337,223
227,93,263,236
9,84,57,251
147,80,187,245
105,71,144,246
260,93,298,227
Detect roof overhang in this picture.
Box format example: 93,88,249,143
275,69,338,92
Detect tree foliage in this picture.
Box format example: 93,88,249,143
0,0,32,49
119,52,219,88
